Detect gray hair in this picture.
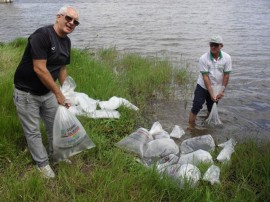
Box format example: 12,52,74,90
57,5,79,16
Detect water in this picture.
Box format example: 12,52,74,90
1,0,270,143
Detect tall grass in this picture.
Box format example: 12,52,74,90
1,39,270,201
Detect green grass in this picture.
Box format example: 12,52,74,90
0,39,270,201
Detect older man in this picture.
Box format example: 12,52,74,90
188,35,232,130
13,6,79,178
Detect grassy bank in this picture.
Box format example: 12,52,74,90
0,39,270,201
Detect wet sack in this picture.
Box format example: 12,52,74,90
205,85,225,125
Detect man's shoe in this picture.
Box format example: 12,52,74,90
37,164,55,178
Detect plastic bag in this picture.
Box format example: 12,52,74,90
74,92,98,113
170,125,185,139
53,106,95,163
99,96,138,111
156,154,179,171
178,149,213,166
205,85,224,125
180,134,216,154
144,138,179,158
177,164,201,188
86,110,120,119
148,121,170,139
160,163,201,188
149,121,164,136
217,138,236,162
60,76,77,105
115,128,153,157
203,165,221,185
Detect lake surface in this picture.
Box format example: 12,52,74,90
1,0,270,143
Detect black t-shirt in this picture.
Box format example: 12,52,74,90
14,25,71,95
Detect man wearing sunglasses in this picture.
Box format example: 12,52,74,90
188,35,232,131
13,6,79,178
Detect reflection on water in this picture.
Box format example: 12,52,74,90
1,0,270,142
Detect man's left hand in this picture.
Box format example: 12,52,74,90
216,92,224,100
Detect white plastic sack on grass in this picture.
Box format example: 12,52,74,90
178,149,213,166
205,85,225,125
217,138,236,162
144,139,179,158
156,154,179,171
115,128,153,158
160,163,201,188
74,92,98,113
170,125,185,139
99,96,138,111
121,97,139,111
53,106,95,163
70,107,120,119
87,110,120,119
203,165,221,185
178,164,201,188
180,134,216,154
60,76,77,105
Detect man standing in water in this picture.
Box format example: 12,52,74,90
13,6,79,178
188,35,232,131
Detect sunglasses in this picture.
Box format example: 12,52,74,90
61,14,80,26
209,43,220,47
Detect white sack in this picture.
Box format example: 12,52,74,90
205,85,224,125
178,149,213,166
74,92,98,113
205,103,222,125
156,154,179,171
180,134,215,154
203,165,221,185
217,138,236,162
144,139,179,158
87,110,120,119
170,125,185,139
160,163,201,188
115,128,153,157
177,164,201,188
60,76,77,105
149,122,170,139
149,121,164,136
53,106,95,163
99,96,138,111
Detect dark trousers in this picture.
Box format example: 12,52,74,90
191,84,215,115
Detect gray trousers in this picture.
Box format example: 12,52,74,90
13,88,58,167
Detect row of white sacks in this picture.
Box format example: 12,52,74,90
61,76,139,119
115,121,236,188
68,94,138,119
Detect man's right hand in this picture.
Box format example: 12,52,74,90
56,93,71,108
